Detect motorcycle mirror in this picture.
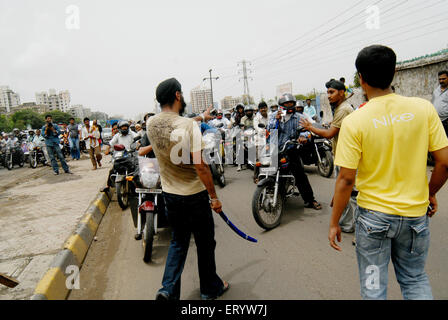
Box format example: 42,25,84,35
114,144,126,151
133,136,142,142
217,123,224,128
258,124,266,129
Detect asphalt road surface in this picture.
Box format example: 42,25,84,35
69,165,448,300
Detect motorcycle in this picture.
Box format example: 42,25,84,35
110,137,141,210
79,139,89,154
299,132,334,178
252,135,302,231
204,126,226,188
60,137,71,158
4,142,25,170
129,157,168,263
242,126,257,170
0,146,5,169
29,145,47,168
110,144,137,210
21,141,32,164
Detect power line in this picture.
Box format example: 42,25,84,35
257,23,448,84
254,0,385,67
255,0,417,70
251,0,368,63
254,0,446,76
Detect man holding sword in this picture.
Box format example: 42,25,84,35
147,78,229,301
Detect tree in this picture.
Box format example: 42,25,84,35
353,72,361,88
45,110,74,124
295,94,308,101
0,115,13,132
10,109,45,130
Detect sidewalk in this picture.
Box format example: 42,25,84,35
0,155,111,300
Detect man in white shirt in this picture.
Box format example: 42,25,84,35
210,110,230,129
81,117,103,170
32,129,51,164
106,121,137,153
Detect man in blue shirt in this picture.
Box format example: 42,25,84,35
304,99,317,121
268,94,321,210
41,115,72,175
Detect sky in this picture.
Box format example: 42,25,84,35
1,0,447,118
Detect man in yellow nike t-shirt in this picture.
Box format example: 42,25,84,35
328,45,448,300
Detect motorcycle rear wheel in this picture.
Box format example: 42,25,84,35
252,184,284,230
317,150,334,178
116,181,129,210
143,212,155,263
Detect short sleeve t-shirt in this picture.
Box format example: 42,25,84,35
331,101,354,155
147,112,206,196
140,131,155,158
67,124,79,139
335,93,448,217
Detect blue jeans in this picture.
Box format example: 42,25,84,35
69,137,80,160
46,144,69,173
355,206,433,300
158,190,223,300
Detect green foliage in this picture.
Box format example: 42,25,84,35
45,110,74,124
295,94,307,101
0,115,13,132
295,91,317,101
353,72,361,88
11,109,45,130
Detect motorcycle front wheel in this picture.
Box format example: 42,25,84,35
18,155,25,167
6,155,13,170
116,181,129,210
317,150,334,178
142,211,155,263
30,153,38,168
217,164,226,187
252,184,284,230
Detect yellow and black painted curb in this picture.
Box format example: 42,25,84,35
31,189,113,300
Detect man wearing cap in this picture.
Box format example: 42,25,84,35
300,80,356,233
147,78,229,301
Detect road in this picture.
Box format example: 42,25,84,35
0,155,110,300
69,165,448,300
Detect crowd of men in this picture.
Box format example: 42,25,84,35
3,45,447,301
141,46,448,301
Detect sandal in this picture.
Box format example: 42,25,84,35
201,280,230,300
305,201,322,210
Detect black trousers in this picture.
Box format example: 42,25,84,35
287,148,316,204
159,190,223,299
443,119,448,138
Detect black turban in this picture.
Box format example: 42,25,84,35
325,80,346,92
156,78,182,105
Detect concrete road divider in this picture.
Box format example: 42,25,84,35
31,189,113,300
